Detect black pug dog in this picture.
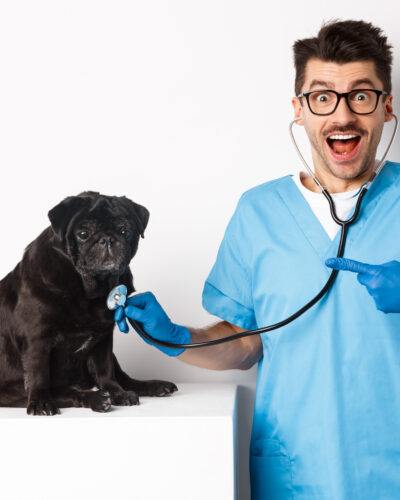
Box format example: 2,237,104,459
0,191,177,415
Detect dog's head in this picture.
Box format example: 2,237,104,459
48,191,149,278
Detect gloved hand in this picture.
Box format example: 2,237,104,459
325,257,400,313
114,292,191,356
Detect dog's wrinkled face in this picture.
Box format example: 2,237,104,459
48,191,149,278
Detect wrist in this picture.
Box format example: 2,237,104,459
173,325,191,344
164,325,191,357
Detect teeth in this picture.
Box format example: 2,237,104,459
328,134,358,140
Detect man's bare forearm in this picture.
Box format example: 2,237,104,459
178,321,263,371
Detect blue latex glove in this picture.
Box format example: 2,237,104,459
114,292,191,356
325,257,400,313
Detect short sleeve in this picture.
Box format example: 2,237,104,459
202,197,257,330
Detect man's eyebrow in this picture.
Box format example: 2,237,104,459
308,79,334,90
307,78,377,91
350,78,376,88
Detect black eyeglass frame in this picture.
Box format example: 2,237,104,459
297,88,389,116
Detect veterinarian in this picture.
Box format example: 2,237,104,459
117,20,400,499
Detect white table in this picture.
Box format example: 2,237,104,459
0,383,237,500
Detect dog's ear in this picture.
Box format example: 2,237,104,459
48,196,90,242
119,197,150,238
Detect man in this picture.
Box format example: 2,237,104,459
116,20,400,498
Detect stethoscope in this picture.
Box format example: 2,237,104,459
107,113,399,349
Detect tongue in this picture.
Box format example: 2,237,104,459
331,138,359,154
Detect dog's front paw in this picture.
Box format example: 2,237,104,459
109,390,139,406
27,397,60,416
88,390,112,413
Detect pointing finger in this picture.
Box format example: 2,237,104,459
325,257,378,275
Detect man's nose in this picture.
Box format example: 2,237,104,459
99,235,115,246
331,95,357,123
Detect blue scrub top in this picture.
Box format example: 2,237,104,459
202,161,400,499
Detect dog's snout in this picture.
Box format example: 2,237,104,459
99,235,115,247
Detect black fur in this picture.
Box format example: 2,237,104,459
0,191,177,415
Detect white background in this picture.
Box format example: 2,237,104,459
1,2,400,498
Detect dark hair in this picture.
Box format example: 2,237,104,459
293,19,393,95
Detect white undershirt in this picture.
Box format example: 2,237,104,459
292,172,360,240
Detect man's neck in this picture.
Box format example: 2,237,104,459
301,162,376,193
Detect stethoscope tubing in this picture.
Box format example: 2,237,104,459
126,114,398,349
126,188,365,349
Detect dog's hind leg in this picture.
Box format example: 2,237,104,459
0,380,28,407
112,354,178,397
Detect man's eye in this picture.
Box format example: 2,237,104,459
316,94,330,102
352,92,368,101
77,230,90,240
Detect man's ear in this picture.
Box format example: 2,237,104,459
48,196,89,242
384,94,394,123
292,96,304,126
119,197,150,238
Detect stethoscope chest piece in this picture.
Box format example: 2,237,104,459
107,284,128,311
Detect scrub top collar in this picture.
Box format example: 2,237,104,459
278,161,395,262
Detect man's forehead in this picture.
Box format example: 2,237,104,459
302,58,382,92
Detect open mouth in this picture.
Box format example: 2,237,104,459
326,133,362,160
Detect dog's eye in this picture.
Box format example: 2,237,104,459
77,230,90,240
121,228,131,238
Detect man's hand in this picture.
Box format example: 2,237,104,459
114,292,191,356
325,257,400,313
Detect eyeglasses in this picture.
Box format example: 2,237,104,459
297,89,389,116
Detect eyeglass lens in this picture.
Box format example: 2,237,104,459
308,90,378,115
